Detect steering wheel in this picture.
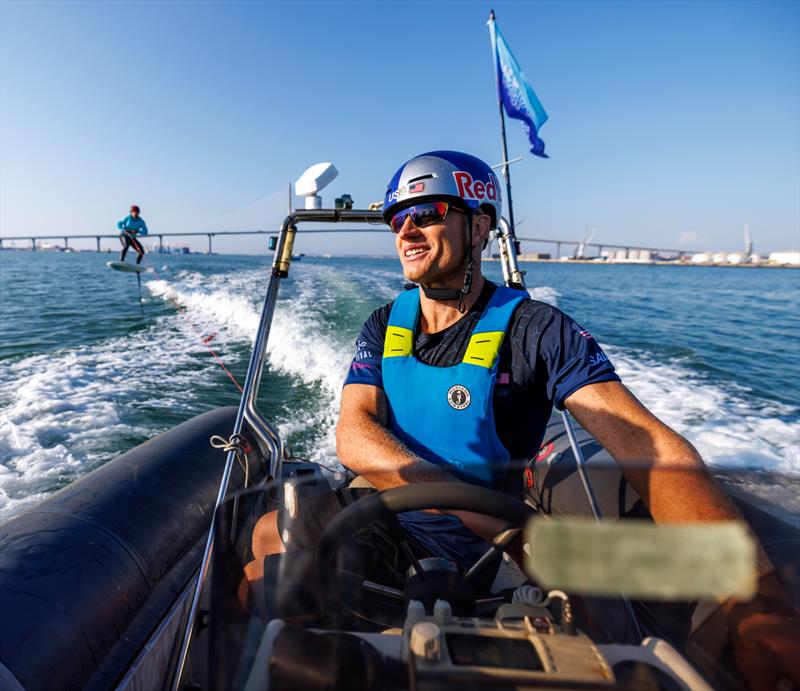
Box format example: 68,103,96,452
315,483,535,619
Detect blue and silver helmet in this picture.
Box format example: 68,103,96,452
383,151,502,229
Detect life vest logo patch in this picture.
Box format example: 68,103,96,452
447,385,471,410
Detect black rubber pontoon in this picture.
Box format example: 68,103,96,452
0,407,267,691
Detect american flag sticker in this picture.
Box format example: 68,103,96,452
408,182,425,194
498,372,510,384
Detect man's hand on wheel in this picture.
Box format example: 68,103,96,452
725,578,800,691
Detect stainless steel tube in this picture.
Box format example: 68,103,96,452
497,217,525,288
560,408,644,641
171,209,389,688
170,216,295,690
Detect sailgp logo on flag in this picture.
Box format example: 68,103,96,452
500,62,530,118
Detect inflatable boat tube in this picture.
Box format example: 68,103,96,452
0,406,267,691
531,413,644,519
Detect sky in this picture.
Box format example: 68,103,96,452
1,0,798,256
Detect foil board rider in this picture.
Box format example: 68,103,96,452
246,151,799,688
117,204,148,265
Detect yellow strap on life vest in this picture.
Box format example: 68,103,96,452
462,331,505,368
383,325,414,358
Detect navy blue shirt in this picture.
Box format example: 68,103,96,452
344,281,620,464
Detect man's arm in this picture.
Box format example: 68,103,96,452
564,380,780,576
564,380,738,524
336,383,454,489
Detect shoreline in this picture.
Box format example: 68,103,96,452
488,257,800,269
2,248,799,268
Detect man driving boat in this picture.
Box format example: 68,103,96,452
247,151,798,688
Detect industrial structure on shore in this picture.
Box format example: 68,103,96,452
508,224,800,267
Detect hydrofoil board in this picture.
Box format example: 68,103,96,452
107,261,145,274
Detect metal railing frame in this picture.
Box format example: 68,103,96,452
170,208,385,690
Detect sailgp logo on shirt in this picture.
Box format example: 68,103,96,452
356,340,374,361
447,385,471,410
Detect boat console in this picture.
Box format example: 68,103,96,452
243,582,708,691
190,474,714,691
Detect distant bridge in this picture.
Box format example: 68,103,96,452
0,228,385,254
0,229,686,259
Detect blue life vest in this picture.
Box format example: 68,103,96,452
382,284,527,487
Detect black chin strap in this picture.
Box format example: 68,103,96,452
419,211,475,313
420,285,461,300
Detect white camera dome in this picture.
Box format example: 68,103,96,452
295,162,338,209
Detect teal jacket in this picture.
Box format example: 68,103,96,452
117,215,148,236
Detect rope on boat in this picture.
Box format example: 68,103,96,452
512,584,544,605
142,258,244,393
210,433,250,487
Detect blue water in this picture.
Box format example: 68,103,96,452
1,250,798,520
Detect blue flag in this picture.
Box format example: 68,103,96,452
490,18,549,158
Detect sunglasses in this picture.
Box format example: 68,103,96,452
389,201,466,233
